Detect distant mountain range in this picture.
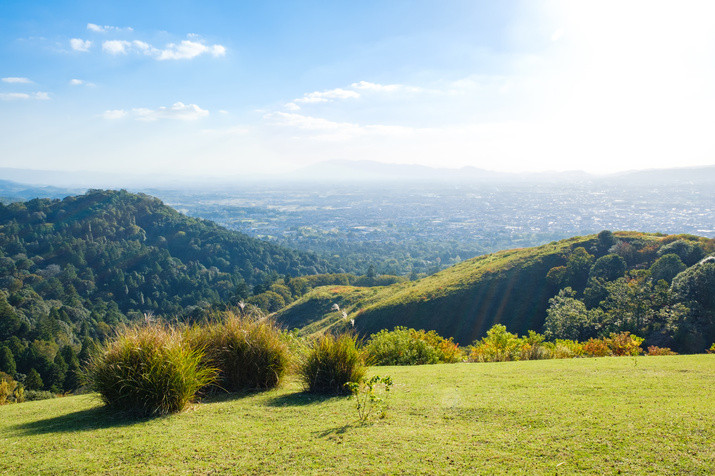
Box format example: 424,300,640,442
1,161,713,192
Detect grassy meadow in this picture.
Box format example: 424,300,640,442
2,355,713,475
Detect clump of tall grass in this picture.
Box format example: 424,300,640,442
187,313,290,392
86,324,217,416
300,332,365,395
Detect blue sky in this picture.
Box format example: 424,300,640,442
1,0,714,177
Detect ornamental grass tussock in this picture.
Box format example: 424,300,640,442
86,323,217,416
300,332,365,395
186,312,291,392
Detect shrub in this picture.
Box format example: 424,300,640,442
583,338,612,357
469,324,521,362
0,372,24,404
549,339,585,359
605,332,644,356
647,346,677,356
364,327,460,365
518,331,550,360
87,324,217,416
416,329,462,363
23,390,57,401
300,333,365,395
187,313,290,392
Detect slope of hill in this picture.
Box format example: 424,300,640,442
0,190,335,391
276,232,714,347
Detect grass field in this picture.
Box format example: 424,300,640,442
2,355,713,475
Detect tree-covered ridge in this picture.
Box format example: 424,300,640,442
0,189,334,392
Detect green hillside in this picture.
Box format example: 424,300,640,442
1,355,712,474
276,232,714,348
0,190,334,392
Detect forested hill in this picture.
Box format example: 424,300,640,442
0,189,334,325
0,190,340,393
276,231,714,353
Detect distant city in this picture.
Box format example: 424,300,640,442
155,180,714,275
2,164,713,276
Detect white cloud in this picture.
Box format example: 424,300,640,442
286,81,421,111
157,40,226,60
103,102,209,121
2,77,33,84
134,102,209,121
0,91,50,101
70,38,92,52
69,79,95,87
0,93,30,100
294,88,360,105
102,40,130,54
102,109,128,119
87,23,133,33
100,38,225,60
351,81,404,92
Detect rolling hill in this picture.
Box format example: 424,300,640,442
275,232,714,346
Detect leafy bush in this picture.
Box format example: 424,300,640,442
300,333,365,395
548,339,585,359
87,324,217,416
647,346,677,356
517,331,550,360
0,372,24,404
23,389,57,401
583,338,612,357
187,313,290,391
469,324,522,362
365,327,460,365
605,332,644,356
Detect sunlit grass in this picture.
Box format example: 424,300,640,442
2,355,712,474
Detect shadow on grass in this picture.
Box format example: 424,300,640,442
314,423,354,438
265,391,340,407
11,406,155,436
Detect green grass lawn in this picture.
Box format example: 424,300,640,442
2,355,713,475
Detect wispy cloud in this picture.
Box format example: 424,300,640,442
286,81,421,110
0,93,30,100
265,112,413,141
157,40,226,60
102,109,127,119
2,77,33,84
101,38,225,60
69,79,95,87
70,38,92,52
103,102,209,121
294,88,359,104
87,23,133,33
351,81,419,93
0,91,50,101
